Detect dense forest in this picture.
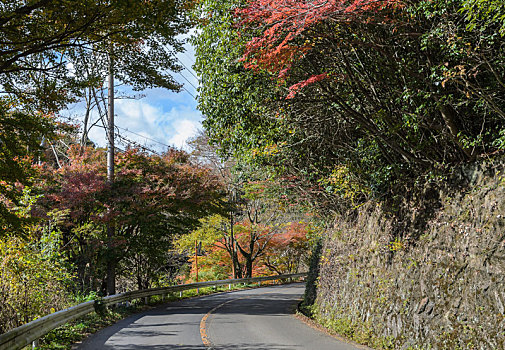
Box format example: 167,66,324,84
195,0,505,211
1,0,505,348
0,0,311,335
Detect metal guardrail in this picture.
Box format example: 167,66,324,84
0,272,307,350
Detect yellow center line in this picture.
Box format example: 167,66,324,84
199,289,278,349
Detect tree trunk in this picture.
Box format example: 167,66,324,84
439,104,473,160
106,259,116,295
245,257,253,278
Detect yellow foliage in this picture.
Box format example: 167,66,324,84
321,165,370,204
0,234,71,333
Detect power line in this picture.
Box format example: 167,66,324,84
115,125,173,149
163,43,198,99
181,85,196,99
181,50,197,67
177,70,198,91
116,132,161,155
175,55,198,80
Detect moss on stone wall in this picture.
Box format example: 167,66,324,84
314,159,505,349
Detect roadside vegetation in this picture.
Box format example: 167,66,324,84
195,0,505,213
0,0,313,342
2,0,505,348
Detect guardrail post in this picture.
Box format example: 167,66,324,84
229,284,231,290
179,291,182,298
144,297,148,305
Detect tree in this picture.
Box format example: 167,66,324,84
111,148,225,289
194,0,505,212
176,172,311,279
235,0,400,79
0,189,71,333
0,100,57,236
1,0,194,109
0,0,197,235
177,214,311,279
176,214,240,279
260,221,311,275
191,0,282,161
0,232,71,333
188,132,246,278
36,146,225,294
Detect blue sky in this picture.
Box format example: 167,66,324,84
64,39,201,153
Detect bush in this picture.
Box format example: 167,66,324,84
0,233,71,333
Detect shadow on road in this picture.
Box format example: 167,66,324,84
210,343,301,350
82,343,298,350
77,284,306,350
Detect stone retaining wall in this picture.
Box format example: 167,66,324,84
314,161,505,349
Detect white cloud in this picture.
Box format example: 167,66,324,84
169,119,200,149
66,61,76,77
113,99,201,152
60,35,202,154
70,96,202,153
116,100,165,137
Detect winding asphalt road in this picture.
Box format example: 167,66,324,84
77,283,361,350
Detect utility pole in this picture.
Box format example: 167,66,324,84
106,52,116,296
107,56,115,183
230,210,236,278
195,240,199,294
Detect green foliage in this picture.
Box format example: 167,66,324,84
462,0,505,36
176,214,228,252
0,99,56,236
192,0,283,160
0,231,71,333
194,0,505,214
0,0,195,112
319,165,371,205
313,306,395,349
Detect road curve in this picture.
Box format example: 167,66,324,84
77,283,360,350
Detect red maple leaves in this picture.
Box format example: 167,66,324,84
236,0,401,97
286,73,328,99
38,146,223,226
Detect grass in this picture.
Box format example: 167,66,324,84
297,304,396,350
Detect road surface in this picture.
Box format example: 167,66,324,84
77,283,361,350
